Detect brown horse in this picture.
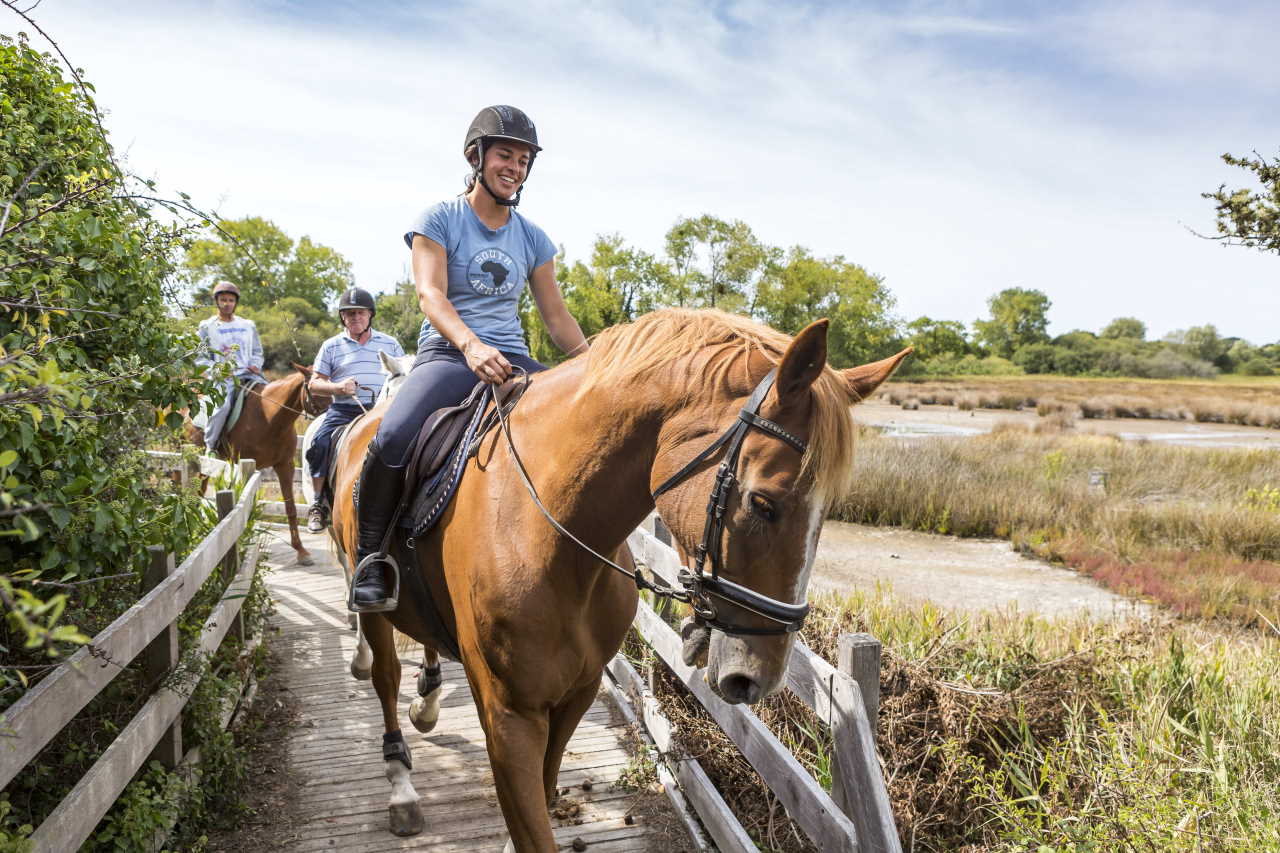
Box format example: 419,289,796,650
329,308,908,850
188,366,331,564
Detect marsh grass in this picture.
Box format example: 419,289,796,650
880,376,1280,429
836,426,1280,627
636,591,1280,851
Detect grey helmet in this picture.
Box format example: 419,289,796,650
463,105,540,208
337,287,375,319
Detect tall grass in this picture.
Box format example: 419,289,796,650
640,591,1280,851
835,426,1280,626
879,375,1280,429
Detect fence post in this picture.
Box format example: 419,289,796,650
142,546,182,768
215,488,245,644
839,633,881,726
651,516,675,623
830,632,881,821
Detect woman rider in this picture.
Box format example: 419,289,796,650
349,105,589,612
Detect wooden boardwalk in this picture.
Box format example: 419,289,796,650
262,527,672,853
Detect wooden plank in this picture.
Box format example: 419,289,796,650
607,654,754,853
30,539,261,852
0,471,260,789
633,600,860,852
786,644,901,853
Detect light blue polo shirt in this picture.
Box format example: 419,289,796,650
312,329,405,407
404,197,557,356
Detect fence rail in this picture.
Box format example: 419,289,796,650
0,456,263,852
616,525,902,853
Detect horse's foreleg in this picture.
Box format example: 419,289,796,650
276,460,313,566
349,614,373,680
409,646,442,733
481,702,555,852
541,677,601,807
365,612,423,837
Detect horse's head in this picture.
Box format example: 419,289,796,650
377,351,414,403
291,362,334,417
650,318,909,704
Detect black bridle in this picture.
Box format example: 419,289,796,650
650,369,811,636
493,367,811,637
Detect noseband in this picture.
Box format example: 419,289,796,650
494,367,812,639
651,369,811,636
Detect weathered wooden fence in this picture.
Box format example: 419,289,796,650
612,521,902,853
0,457,263,852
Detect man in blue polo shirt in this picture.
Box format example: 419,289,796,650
306,287,405,531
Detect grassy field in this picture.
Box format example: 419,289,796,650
637,590,1280,852
833,423,1280,628
878,374,1280,429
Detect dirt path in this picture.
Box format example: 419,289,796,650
812,520,1148,619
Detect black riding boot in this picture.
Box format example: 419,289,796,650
348,445,406,613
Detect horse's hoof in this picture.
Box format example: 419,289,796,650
350,663,372,681
347,613,358,631
389,801,424,836
296,552,314,566
409,695,439,733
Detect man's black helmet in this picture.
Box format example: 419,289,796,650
463,105,540,208
338,287,375,318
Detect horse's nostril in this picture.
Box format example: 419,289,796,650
719,673,762,705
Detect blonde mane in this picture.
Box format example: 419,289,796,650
579,308,860,504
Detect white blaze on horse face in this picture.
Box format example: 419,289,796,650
789,499,825,604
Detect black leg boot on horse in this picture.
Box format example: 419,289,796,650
349,440,407,613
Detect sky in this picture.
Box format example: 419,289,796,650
6,0,1279,343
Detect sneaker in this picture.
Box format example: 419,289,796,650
306,502,328,532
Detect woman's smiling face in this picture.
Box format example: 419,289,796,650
481,141,532,198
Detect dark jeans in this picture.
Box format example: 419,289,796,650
305,402,365,477
374,342,547,466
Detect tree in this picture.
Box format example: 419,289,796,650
1166,324,1228,368
1202,150,1280,255
904,316,970,362
663,215,768,312
1,34,214,666
375,276,426,354
182,216,354,311
973,288,1051,359
754,247,902,367
1101,317,1147,340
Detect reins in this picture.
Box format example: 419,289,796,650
490,366,812,636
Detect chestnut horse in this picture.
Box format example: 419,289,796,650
188,366,331,564
329,309,908,850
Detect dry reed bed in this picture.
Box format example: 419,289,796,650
634,590,1280,851
835,424,1280,627
879,376,1280,428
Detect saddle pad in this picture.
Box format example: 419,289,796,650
399,378,528,539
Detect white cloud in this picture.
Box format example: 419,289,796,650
7,0,1277,344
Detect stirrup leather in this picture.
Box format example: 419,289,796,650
348,551,401,613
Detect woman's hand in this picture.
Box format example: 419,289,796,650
463,339,511,384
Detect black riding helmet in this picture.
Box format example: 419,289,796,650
463,105,541,208
338,287,376,319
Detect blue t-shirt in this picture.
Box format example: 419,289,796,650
404,197,557,355
312,330,405,407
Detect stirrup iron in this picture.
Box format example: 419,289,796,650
348,551,401,613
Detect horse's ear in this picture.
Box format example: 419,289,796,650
379,350,404,376
291,362,312,375
774,319,829,404
841,348,913,403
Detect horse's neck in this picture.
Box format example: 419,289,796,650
504,365,661,548
257,376,303,426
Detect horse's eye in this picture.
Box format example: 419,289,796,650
749,492,776,522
